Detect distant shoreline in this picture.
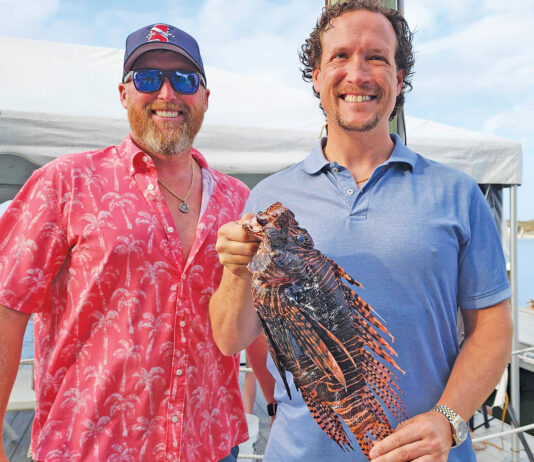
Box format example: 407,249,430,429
519,232,534,239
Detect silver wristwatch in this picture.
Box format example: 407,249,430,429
431,404,468,447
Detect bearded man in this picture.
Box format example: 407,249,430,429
0,24,249,462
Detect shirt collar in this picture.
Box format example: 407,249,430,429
301,133,416,175
118,134,210,175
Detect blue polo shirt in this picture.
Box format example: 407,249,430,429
245,134,511,462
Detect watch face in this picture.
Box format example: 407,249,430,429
456,420,468,443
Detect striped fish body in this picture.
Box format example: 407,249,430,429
243,202,407,457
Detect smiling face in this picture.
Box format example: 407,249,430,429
119,50,210,156
312,10,404,135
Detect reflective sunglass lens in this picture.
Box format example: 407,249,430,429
132,70,201,94
133,70,163,93
170,71,199,94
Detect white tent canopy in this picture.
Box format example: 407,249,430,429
0,36,522,195
0,109,522,183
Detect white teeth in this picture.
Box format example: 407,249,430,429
155,111,179,117
344,95,372,103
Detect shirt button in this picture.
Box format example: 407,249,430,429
332,167,339,173
167,226,174,233
346,188,354,195
148,184,155,191
179,320,186,327
171,416,178,423
176,369,183,376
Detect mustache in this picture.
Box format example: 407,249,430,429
337,84,380,95
147,102,190,115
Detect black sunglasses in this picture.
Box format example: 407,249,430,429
124,69,206,94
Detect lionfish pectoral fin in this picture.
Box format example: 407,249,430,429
285,303,347,387
294,304,359,375
301,393,353,451
258,316,292,399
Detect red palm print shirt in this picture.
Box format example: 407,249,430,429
0,135,249,462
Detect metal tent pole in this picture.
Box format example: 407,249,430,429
510,185,520,461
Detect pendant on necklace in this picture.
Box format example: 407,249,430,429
179,202,190,213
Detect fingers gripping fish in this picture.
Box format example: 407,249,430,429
243,202,407,457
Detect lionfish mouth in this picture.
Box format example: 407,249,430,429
242,215,264,235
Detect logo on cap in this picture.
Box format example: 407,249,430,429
146,24,174,43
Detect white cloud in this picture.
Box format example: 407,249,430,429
482,98,534,141
407,8,534,126
0,0,60,36
189,0,319,88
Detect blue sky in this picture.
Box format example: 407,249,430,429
1,0,533,218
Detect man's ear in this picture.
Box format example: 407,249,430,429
312,67,321,95
119,82,128,110
203,88,210,111
396,69,405,96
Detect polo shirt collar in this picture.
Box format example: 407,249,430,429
302,137,330,174
384,133,417,170
302,133,416,174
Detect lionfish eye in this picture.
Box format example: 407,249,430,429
296,234,306,243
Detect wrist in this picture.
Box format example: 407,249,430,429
430,404,469,447
267,402,278,416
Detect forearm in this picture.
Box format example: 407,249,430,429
246,334,275,403
0,304,30,438
209,268,261,355
369,300,512,461
438,300,513,420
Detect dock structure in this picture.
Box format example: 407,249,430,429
518,308,534,374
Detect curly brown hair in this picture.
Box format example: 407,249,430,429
300,0,415,120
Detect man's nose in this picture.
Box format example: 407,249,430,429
346,57,371,84
157,77,179,99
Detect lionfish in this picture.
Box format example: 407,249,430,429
243,202,407,457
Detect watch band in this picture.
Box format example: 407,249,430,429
267,402,278,416
430,404,468,447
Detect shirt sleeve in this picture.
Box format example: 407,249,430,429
0,167,69,313
457,184,511,309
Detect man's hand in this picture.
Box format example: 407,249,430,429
369,411,452,461
215,213,260,279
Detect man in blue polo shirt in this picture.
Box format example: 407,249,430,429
209,1,512,461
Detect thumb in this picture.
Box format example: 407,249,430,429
238,213,256,224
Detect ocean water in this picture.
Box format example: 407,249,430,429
20,239,534,359
517,238,534,307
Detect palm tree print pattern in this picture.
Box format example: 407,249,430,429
0,136,250,461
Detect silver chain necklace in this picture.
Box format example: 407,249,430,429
158,158,195,213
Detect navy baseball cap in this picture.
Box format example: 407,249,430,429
123,23,206,84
